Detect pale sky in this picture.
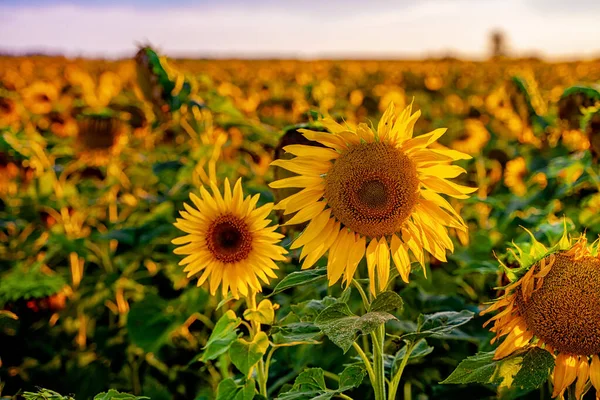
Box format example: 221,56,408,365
1,0,599,59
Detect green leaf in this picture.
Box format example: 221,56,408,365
216,378,256,400
127,294,185,353
370,291,404,313
22,389,75,400
277,368,334,400
278,366,363,400
270,268,327,295
441,348,554,391
315,303,396,353
200,310,241,362
338,364,367,391
392,339,434,374
93,390,150,400
244,299,276,325
271,321,322,345
401,310,474,341
229,331,269,375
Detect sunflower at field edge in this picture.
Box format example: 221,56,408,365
269,102,476,295
172,178,287,299
481,226,600,399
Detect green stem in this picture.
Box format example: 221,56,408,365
403,381,412,400
352,342,376,384
371,324,386,400
567,384,576,400
352,279,370,311
246,292,268,397
335,394,354,400
388,342,414,400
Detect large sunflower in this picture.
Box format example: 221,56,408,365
270,102,475,294
172,179,287,299
482,228,600,399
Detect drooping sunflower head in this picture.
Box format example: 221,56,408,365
270,102,476,294
172,178,287,299
482,226,600,399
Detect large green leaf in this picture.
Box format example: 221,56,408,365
216,378,256,400
401,310,474,341
370,291,404,313
93,390,150,400
229,331,269,375
270,268,327,295
127,294,185,353
441,348,554,391
200,310,241,362
315,302,396,353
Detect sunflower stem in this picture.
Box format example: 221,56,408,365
246,291,268,397
388,341,415,400
371,324,387,400
352,279,370,311
567,385,576,400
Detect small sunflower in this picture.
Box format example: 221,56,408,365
21,81,58,115
76,114,125,165
482,228,600,399
270,102,475,294
503,157,528,196
450,119,490,155
172,179,287,298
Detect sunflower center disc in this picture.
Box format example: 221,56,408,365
324,142,419,238
207,215,252,263
516,253,600,355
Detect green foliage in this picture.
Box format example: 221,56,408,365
216,379,256,400
315,302,396,353
442,348,554,391
277,365,366,399
270,268,327,296
200,310,241,362
0,267,66,306
401,310,474,341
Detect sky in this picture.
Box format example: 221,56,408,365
1,0,600,60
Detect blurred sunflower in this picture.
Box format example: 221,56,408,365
21,81,58,115
482,229,600,399
172,179,287,298
270,102,475,294
451,119,490,154
503,157,528,196
76,115,125,165
0,95,20,127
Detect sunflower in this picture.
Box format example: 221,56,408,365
21,81,58,115
482,228,600,399
503,157,528,196
76,114,125,165
270,102,475,294
450,119,490,155
172,179,287,299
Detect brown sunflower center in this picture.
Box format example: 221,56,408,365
324,142,419,238
77,116,121,150
516,253,600,355
206,214,252,263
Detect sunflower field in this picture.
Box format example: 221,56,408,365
2,48,600,400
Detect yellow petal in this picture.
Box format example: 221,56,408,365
282,144,340,160
269,175,324,189
590,355,600,392
291,210,332,249
391,234,411,283
283,201,327,226
575,357,590,400
553,353,579,398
